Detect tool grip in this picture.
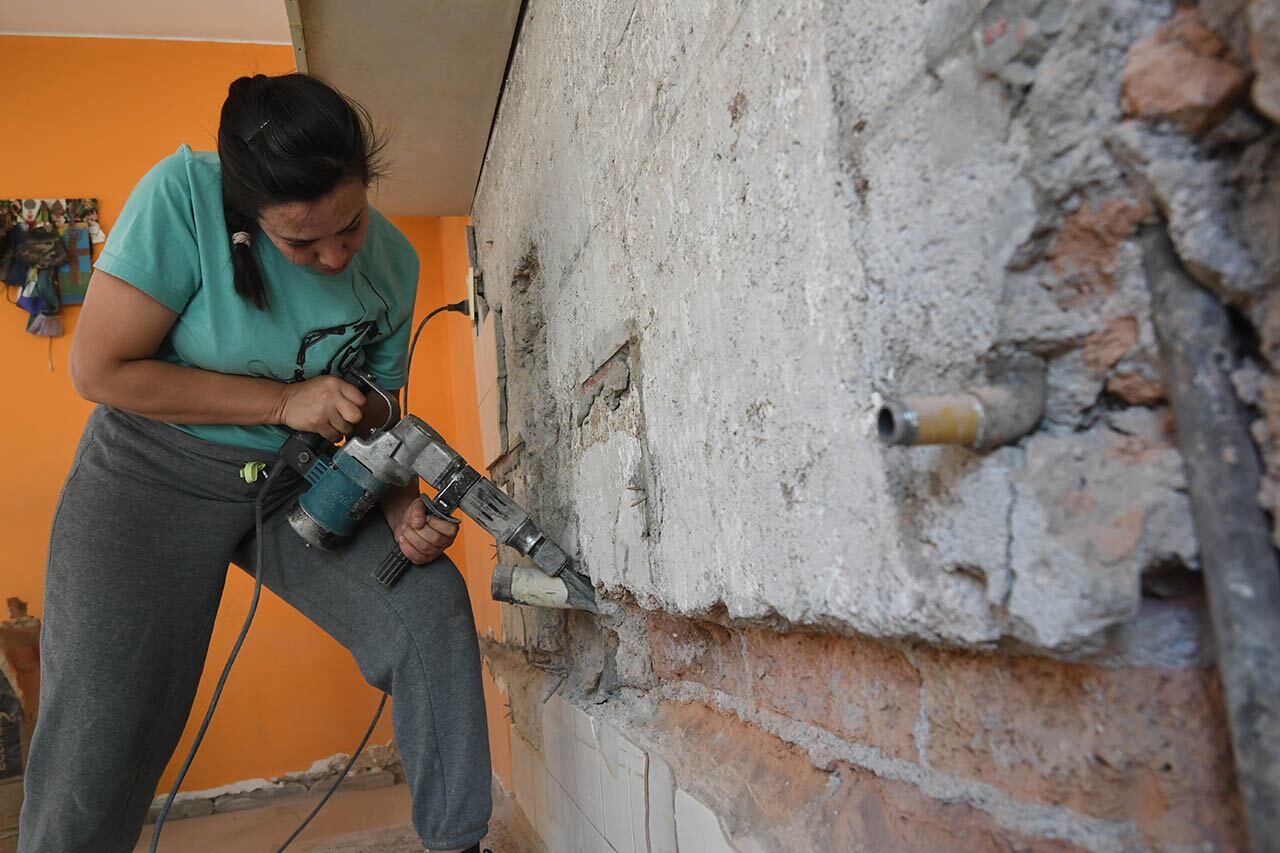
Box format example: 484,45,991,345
373,549,411,588
373,498,461,588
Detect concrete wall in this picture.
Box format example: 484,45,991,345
471,0,1223,657
470,0,1276,849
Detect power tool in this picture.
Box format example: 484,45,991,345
154,312,590,851
280,368,597,608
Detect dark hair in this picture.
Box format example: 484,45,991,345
217,73,386,309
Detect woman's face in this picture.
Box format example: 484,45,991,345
257,177,370,275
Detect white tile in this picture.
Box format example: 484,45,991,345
572,723,606,834
473,308,500,401
573,798,615,853
675,789,733,853
510,726,537,831
625,758,648,853
534,764,552,844
617,736,647,775
544,775,572,853
598,722,647,853
477,387,503,468
647,755,678,853
543,697,571,791
600,756,633,850
569,698,596,743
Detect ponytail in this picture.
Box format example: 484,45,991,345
216,73,386,310
224,198,269,310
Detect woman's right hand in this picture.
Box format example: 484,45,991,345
274,375,367,442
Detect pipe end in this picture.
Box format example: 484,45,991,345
877,400,917,445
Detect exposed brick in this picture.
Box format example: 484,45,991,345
1082,315,1139,374
657,701,828,826
916,648,1246,849
575,346,631,425
1106,370,1166,405
1121,8,1248,133
1046,200,1150,309
823,761,1082,853
649,614,921,761
742,628,920,762
648,611,749,698
1253,0,1280,123
655,701,1080,852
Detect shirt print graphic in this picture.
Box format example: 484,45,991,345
246,271,393,383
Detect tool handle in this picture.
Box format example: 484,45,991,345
373,549,411,588
373,497,459,588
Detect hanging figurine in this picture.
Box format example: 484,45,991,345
2,197,109,334
3,201,29,290
0,205,11,284
59,199,100,304
14,203,69,337
78,199,106,246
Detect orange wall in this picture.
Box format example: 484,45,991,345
395,217,512,790
0,35,510,795
411,217,512,789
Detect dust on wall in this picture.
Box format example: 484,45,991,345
469,0,1274,849
473,0,1278,656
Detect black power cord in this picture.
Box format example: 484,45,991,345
273,692,388,851
150,453,286,852
403,298,469,414
149,296,470,850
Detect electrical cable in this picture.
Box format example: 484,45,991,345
273,693,388,852
149,452,285,852
273,297,466,844
403,298,468,414
150,295,469,850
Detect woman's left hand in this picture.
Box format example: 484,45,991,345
392,497,460,565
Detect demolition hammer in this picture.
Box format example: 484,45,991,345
279,368,597,610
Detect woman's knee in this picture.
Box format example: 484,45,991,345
399,553,472,616
355,554,476,678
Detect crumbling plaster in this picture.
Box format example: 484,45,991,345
470,0,1250,656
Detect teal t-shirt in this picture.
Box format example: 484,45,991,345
95,144,418,452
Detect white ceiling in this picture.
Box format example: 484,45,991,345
297,0,522,215
0,0,291,43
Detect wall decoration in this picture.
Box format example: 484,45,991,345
0,198,108,350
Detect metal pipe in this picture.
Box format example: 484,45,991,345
879,393,985,447
491,564,598,613
1143,225,1280,848
878,357,1046,450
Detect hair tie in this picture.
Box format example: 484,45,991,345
232,231,252,247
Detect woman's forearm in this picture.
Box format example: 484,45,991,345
73,356,288,426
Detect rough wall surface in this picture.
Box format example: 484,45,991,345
471,0,1275,849
470,0,1280,656
486,609,1244,852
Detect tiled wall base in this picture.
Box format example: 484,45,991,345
509,696,730,853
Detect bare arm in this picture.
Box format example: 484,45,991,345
71,269,365,442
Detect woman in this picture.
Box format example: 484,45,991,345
18,74,491,853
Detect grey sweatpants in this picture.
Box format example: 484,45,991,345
18,406,491,852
